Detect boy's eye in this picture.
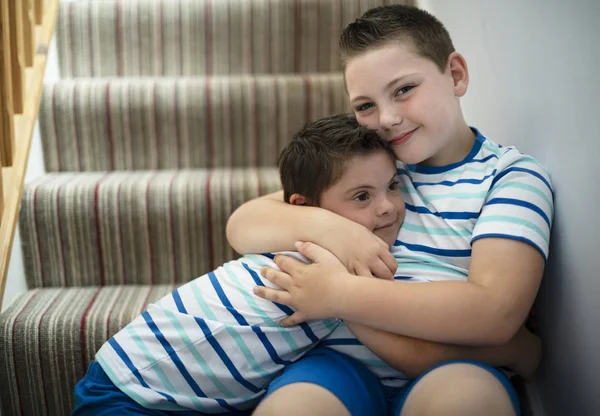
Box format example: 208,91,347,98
388,181,400,192
355,102,374,112
353,192,370,202
395,85,415,97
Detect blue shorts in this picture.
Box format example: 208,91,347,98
266,348,521,416
73,349,519,415
72,361,250,416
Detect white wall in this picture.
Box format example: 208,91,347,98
419,0,600,415
1,34,58,313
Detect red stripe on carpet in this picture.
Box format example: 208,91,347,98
80,288,102,375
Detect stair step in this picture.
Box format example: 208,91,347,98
20,169,280,288
0,285,175,416
57,0,411,77
40,74,348,172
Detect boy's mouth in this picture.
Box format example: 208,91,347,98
389,127,419,146
374,220,397,231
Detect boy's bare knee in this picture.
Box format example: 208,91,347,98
400,363,516,416
253,383,349,416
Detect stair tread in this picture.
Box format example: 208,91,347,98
0,285,176,416
20,169,281,288
40,74,348,171
57,0,411,77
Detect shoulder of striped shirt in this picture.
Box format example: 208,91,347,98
486,137,550,172
491,144,553,185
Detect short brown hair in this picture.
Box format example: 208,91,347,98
279,114,395,205
339,5,455,72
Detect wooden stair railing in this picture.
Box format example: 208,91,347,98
0,0,59,310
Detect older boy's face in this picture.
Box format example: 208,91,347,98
319,151,404,247
344,42,466,166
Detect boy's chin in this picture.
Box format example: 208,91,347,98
375,230,399,248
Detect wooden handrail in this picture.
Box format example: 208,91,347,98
0,0,59,310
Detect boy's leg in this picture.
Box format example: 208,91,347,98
254,348,386,416
253,383,349,416
394,360,520,416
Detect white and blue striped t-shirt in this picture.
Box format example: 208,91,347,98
95,253,343,413
390,128,553,282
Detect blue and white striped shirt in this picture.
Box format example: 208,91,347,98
391,128,553,282
95,253,341,413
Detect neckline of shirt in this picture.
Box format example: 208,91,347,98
406,127,485,175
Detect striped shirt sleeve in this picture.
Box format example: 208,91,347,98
471,152,554,260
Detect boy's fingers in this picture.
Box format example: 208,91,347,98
354,264,373,278
253,286,293,306
261,266,292,289
280,312,307,327
274,254,303,274
294,241,334,264
382,251,398,274
371,261,394,280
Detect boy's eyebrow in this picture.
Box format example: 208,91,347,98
345,173,398,194
350,74,418,103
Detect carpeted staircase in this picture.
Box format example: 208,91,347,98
0,0,411,414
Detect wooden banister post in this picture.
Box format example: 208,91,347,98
35,0,43,25
0,65,5,219
7,0,25,115
0,0,15,167
22,0,35,68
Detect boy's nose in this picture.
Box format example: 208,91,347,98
377,196,396,216
379,105,403,131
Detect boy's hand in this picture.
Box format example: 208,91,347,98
321,220,397,280
508,326,542,381
254,241,357,326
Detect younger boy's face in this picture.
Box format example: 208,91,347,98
318,151,404,247
344,42,468,166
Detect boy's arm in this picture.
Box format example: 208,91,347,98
226,191,397,279
227,191,327,253
333,238,545,345
258,238,544,346
345,321,541,379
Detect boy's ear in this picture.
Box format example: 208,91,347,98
446,52,469,97
289,194,309,206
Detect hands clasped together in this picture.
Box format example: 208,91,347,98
254,239,394,327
